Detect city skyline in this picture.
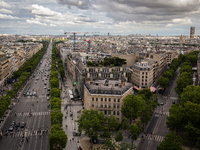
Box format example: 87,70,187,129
1,0,200,35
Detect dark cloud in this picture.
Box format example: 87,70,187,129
57,0,200,24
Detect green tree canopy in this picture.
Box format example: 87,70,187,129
76,109,107,141
121,94,145,124
138,88,152,100
175,72,193,95
162,71,173,79
50,79,59,89
180,85,200,104
159,76,170,88
129,120,142,147
6,90,15,98
180,65,192,74
49,124,67,150
50,88,61,98
157,132,183,150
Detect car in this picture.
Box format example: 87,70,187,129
44,83,46,85
172,101,175,104
47,88,50,91
33,92,36,96
44,86,46,89
30,93,32,96
160,102,164,106
9,125,14,131
20,122,26,128
47,97,50,100
11,121,15,126
26,92,30,96
35,81,37,84
15,122,20,127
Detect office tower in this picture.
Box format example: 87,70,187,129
190,26,195,39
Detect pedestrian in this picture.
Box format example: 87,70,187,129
70,139,71,142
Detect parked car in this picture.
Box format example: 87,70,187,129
160,102,164,106
9,121,15,131
47,97,50,101
15,122,20,127
172,101,175,104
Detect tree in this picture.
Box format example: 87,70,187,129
76,109,107,143
157,132,183,150
159,76,170,89
115,131,123,142
180,85,200,104
49,125,67,150
185,122,200,146
50,88,61,98
50,97,61,109
51,71,58,79
180,65,192,74
162,71,173,79
121,94,145,124
138,88,152,100
51,110,63,126
107,115,120,132
6,90,15,98
129,120,142,147
50,79,59,89
175,72,193,95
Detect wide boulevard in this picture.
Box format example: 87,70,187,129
0,41,52,150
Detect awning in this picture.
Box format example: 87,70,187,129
133,86,140,91
150,86,156,92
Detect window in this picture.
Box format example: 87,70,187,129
142,72,144,75
146,72,148,75
109,98,111,102
145,79,147,82
118,99,120,102
145,83,147,85
105,98,107,101
117,111,119,115
96,98,98,101
142,76,144,78
114,98,116,102
92,104,94,107
113,111,116,115
113,104,116,108
92,97,94,101
96,104,98,107
108,111,111,115
104,110,107,115
142,79,144,82
105,104,107,108
142,83,143,85
146,76,147,78
101,98,103,101
108,104,111,108
117,104,120,108
101,104,103,108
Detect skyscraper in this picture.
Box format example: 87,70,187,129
190,26,195,39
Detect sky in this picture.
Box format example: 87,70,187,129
0,0,200,36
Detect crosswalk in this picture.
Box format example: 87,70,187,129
154,112,169,117
145,134,164,142
12,111,50,117
4,130,49,138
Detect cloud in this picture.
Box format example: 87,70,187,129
0,13,19,19
0,8,13,14
0,0,12,9
57,0,199,25
57,0,90,9
50,24,56,26
26,18,47,26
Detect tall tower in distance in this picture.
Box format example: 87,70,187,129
190,26,195,39
180,34,183,47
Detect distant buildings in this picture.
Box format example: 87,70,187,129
190,26,195,39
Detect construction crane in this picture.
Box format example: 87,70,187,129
64,31,100,52
84,39,92,53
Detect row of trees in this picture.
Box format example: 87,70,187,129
0,41,49,119
12,41,49,79
159,54,184,89
76,88,158,149
157,51,200,149
175,51,199,95
49,43,67,150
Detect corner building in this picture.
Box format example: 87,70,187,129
84,80,133,121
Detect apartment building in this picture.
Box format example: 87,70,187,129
84,80,133,121
197,52,200,85
130,61,154,89
166,50,178,65
0,52,13,87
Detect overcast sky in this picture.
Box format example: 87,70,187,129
0,0,200,36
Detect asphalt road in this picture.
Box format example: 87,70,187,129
137,67,180,150
0,41,52,150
